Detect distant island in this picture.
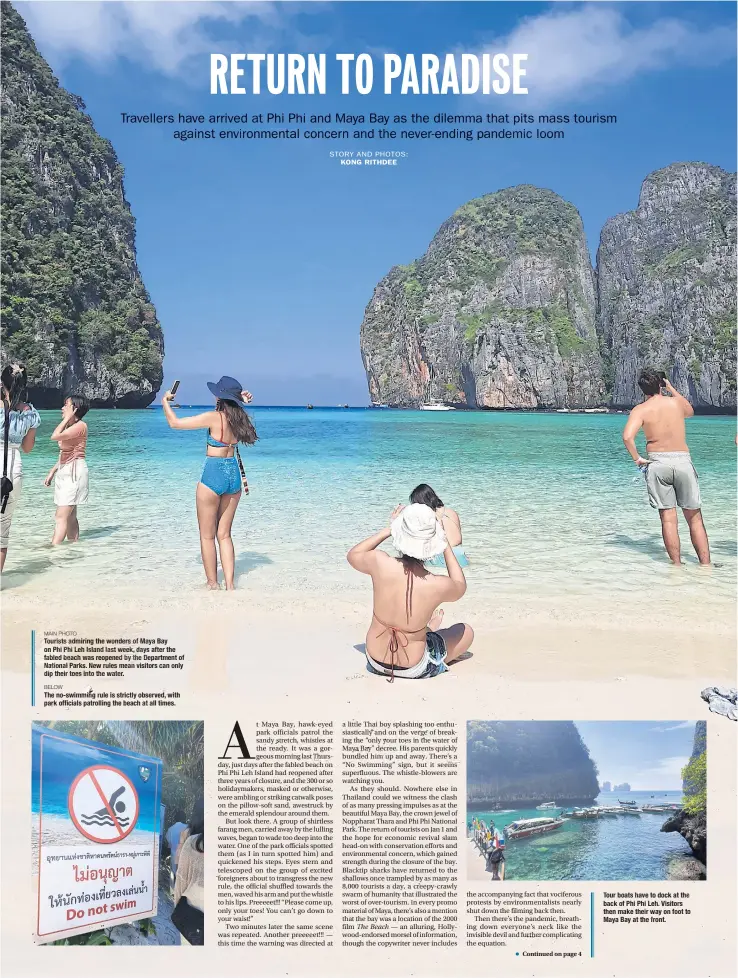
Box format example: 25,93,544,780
612,782,631,793
360,164,736,412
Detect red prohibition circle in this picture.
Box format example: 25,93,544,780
67,764,140,844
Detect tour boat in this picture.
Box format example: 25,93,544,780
504,817,565,840
618,799,637,806
420,403,455,411
536,801,558,810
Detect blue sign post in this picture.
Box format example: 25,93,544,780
32,725,163,944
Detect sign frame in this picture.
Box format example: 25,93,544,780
33,727,163,943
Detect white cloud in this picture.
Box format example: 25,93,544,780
485,3,735,104
17,1,301,75
630,755,689,791
17,1,735,98
650,721,695,734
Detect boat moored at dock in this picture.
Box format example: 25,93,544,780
504,816,565,839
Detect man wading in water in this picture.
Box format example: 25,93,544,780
622,370,710,566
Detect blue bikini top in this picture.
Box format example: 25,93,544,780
206,414,237,450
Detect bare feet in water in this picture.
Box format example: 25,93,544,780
428,608,444,631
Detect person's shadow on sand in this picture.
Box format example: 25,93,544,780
608,532,736,565
605,533,668,561
352,643,374,675
83,524,122,540
234,551,273,578
0,557,55,588
709,539,738,558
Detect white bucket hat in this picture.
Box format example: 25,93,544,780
390,503,447,560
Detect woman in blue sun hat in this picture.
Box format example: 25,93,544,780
163,376,257,590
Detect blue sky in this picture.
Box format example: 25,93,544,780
576,721,697,790
19,1,737,404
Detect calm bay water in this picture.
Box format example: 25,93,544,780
4,407,736,605
469,791,691,881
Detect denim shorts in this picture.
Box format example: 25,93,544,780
366,630,448,680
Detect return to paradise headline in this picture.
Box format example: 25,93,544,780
211,52,528,95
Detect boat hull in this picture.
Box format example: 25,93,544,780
504,819,565,839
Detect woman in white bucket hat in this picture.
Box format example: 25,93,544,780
347,503,474,681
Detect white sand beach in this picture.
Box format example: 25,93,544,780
5,581,734,702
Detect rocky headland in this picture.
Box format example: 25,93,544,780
662,720,707,880
1,2,163,407
361,164,736,411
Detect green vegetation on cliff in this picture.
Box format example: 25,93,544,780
681,720,707,817
455,185,582,256
461,303,590,358
361,163,734,410
0,1,163,405
467,721,600,804
360,181,602,409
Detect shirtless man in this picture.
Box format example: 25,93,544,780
347,503,474,680
622,370,709,565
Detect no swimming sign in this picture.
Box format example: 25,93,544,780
68,765,140,844
31,725,162,943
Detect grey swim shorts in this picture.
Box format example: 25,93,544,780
644,452,702,510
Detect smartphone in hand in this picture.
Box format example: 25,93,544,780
170,380,180,396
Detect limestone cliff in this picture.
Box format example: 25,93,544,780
360,186,604,409
360,164,736,410
467,721,600,806
0,2,163,407
598,163,736,409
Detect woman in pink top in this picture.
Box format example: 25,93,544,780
44,395,90,545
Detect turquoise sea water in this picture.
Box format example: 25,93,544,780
469,791,692,881
4,407,736,605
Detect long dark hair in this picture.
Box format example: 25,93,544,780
189,795,204,853
410,483,443,510
1,363,28,411
216,399,258,445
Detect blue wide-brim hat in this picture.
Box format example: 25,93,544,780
207,376,244,405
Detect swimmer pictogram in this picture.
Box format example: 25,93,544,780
68,765,140,843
